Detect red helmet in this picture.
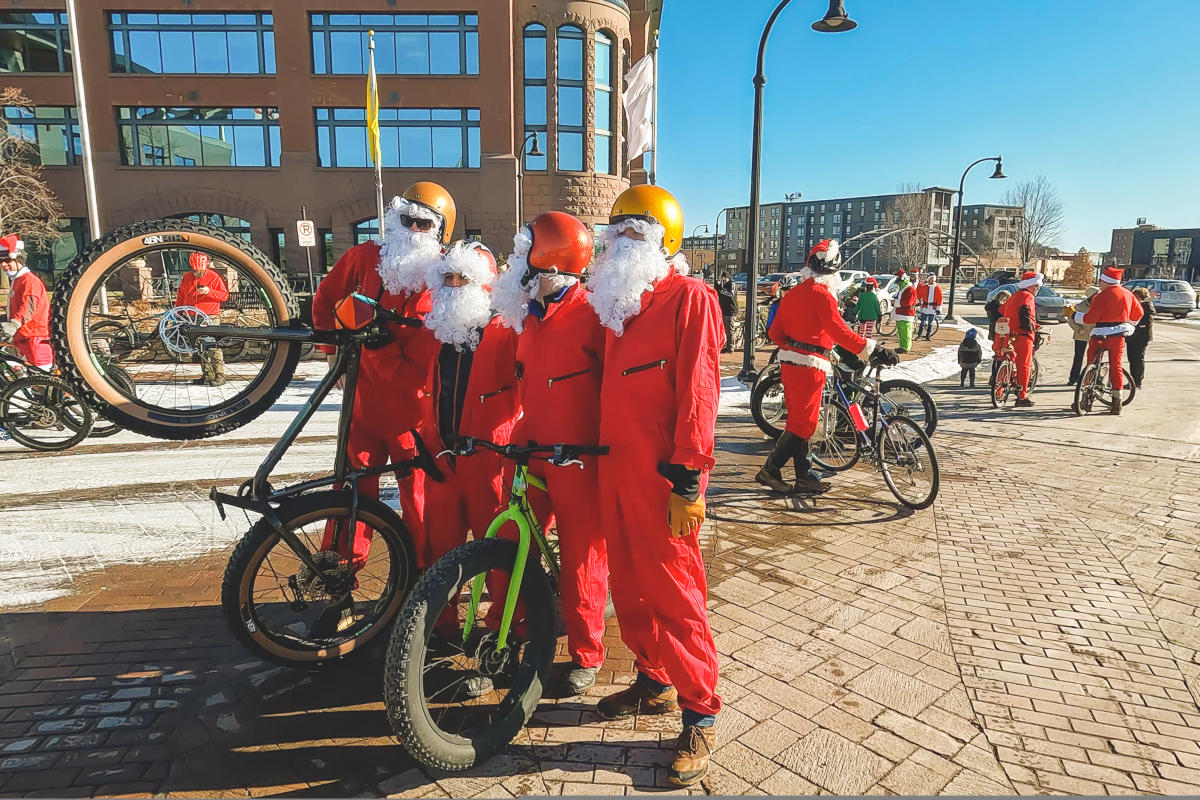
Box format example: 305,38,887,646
189,252,211,270
526,212,593,278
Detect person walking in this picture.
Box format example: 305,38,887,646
1126,286,1155,389
957,328,983,388
1066,286,1099,385
854,276,882,337
716,272,738,353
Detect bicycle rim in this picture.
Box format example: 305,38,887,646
385,538,555,772
878,417,939,510
878,379,938,436
750,372,787,438
1074,366,1097,415
990,364,1011,408
811,402,861,472
0,376,93,451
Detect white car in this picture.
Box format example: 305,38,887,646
868,273,901,314
1125,278,1197,318
838,269,869,287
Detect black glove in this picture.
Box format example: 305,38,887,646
363,325,393,350
657,462,701,502
869,346,899,368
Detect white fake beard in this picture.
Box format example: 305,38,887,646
799,266,844,294
587,236,670,335
491,253,537,333
377,227,441,295
425,284,493,351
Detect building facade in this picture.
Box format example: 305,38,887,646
959,204,1023,258
1130,227,1200,282
679,231,723,279
0,0,657,282
1109,218,1161,267
723,187,957,275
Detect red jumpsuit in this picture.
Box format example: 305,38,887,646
6,269,53,367
175,268,229,316
509,283,607,668
596,269,724,718
1082,284,1143,391
311,242,439,569
768,278,871,439
999,289,1037,399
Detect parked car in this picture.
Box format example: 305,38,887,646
966,277,1002,303
1124,278,1197,318
732,272,748,292
838,269,869,287
868,273,901,314
985,283,1069,323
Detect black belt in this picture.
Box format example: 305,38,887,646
787,339,832,357
1092,321,1124,327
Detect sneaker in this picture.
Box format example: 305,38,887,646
668,724,717,787
895,347,908,354
597,682,679,720
1015,397,1034,408
754,466,791,494
559,663,598,696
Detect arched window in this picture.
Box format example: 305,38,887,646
522,24,547,171
556,25,585,172
353,217,379,244
594,31,615,175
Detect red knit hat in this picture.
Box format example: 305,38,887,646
1100,266,1123,285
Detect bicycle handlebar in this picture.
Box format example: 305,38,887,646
438,436,610,468
350,292,422,327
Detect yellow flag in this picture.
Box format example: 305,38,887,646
366,30,381,167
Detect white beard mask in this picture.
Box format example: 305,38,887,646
799,265,844,295
425,283,493,351
491,255,537,333
587,234,670,335
377,199,443,295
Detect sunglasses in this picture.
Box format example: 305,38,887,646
400,215,435,232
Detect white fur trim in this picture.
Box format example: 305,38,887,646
390,196,441,224
669,251,691,276
1091,323,1135,337
428,241,496,288
1018,274,1043,289
1073,310,1086,324
894,313,915,323
1099,273,1120,285
856,339,877,362
779,350,832,374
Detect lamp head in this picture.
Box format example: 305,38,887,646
812,0,857,32
527,135,543,158
990,158,1006,180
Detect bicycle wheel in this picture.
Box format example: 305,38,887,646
1028,358,1040,394
877,416,939,510
811,402,861,472
51,219,301,440
750,369,786,438
0,375,93,451
1073,364,1098,415
878,312,896,336
878,378,938,436
86,362,134,438
931,316,941,337
221,492,417,668
1120,369,1136,407
87,320,136,361
990,362,1013,409
385,538,556,772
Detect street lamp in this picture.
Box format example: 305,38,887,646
515,132,544,226
690,224,710,279
947,155,1005,317
713,208,730,282
740,0,857,384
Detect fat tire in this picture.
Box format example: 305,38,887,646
0,375,93,451
384,538,556,772
750,370,786,438
51,219,300,440
878,378,938,436
877,416,939,510
220,492,417,669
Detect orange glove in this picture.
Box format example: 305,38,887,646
668,493,706,538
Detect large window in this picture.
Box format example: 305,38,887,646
556,25,585,172
316,107,479,169
311,14,478,75
174,213,253,243
0,12,71,73
522,24,547,171
594,31,614,175
353,218,379,245
29,218,88,278
109,13,275,74
118,107,281,167
2,105,80,165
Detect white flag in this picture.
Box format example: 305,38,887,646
623,53,655,162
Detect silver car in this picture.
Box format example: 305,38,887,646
985,283,1069,323
1125,279,1197,318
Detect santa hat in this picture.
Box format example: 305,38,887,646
427,240,498,288
806,238,841,274
1100,266,1123,285
0,234,25,259
1017,271,1043,289
864,276,878,288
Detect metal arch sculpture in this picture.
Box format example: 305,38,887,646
837,226,984,273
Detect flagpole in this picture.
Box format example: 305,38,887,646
649,31,659,186
368,30,385,238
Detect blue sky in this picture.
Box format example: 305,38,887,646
656,0,1200,253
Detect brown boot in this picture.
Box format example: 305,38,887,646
596,682,679,720
668,724,716,787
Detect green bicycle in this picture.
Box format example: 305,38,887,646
383,437,608,772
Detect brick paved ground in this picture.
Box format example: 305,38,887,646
2,325,1199,797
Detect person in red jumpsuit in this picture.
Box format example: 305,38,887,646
175,252,231,386
491,211,608,695
999,271,1042,407
585,185,722,787
310,181,453,577
0,235,53,369
1078,266,1143,416
757,239,897,496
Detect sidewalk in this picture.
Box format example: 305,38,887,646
2,326,1200,797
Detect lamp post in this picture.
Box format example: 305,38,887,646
948,155,1005,317
713,208,729,284
690,224,710,279
515,132,544,226
739,0,857,384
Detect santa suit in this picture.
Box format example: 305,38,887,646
311,242,439,568
895,282,917,350
917,283,943,338
175,268,229,316
768,278,872,439
6,268,53,367
508,283,607,668
597,268,724,719
1082,284,1143,391
999,289,1037,399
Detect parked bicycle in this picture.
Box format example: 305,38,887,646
990,330,1050,409
1073,338,1136,416
0,347,96,451
729,305,770,351
384,436,609,772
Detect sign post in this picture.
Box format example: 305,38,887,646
297,211,317,294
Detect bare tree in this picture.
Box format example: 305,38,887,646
0,87,63,247
1003,175,1064,265
882,183,932,273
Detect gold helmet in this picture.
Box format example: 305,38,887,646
403,181,457,245
610,185,684,257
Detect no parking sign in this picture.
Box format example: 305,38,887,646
296,219,316,248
